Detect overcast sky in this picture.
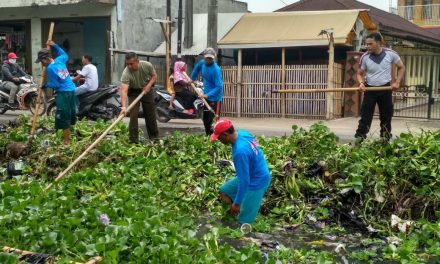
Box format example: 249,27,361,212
239,0,398,13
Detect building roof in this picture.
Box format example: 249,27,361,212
218,10,376,49
154,13,244,56
276,0,440,47
425,27,440,38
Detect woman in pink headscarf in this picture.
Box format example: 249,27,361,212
169,61,197,114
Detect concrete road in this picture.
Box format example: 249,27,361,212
1,111,439,142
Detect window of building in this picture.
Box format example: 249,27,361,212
423,0,432,20
406,0,414,20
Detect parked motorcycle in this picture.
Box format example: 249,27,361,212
154,81,205,123
47,85,121,121
0,77,47,115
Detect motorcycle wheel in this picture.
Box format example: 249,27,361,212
29,95,47,116
105,103,121,120
156,100,171,123
0,103,8,114
46,103,56,117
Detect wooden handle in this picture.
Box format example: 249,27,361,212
274,86,393,93
3,246,35,256
82,256,102,264
181,72,216,115
30,22,55,136
45,90,146,191
47,22,55,46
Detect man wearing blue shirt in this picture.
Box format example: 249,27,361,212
211,118,271,224
35,40,76,145
191,48,223,135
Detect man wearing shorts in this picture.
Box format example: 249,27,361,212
36,40,76,145
211,118,271,224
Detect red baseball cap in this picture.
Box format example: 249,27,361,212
7,52,18,59
210,118,233,141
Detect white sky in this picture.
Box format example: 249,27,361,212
239,0,398,13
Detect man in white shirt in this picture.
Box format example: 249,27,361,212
72,54,99,95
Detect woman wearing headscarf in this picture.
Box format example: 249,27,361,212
169,61,197,114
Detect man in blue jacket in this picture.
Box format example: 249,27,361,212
211,118,271,224
191,48,223,135
35,40,76,145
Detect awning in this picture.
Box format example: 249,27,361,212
154,13,244,56
218,10,377,49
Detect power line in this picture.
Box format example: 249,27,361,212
278,0,288,6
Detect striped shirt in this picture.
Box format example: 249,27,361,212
359,48,401,86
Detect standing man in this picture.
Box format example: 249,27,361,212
120,52,159,143
1,52,30,108
36,41,76,145
71,54,99,95
355,32,405,142
191,48,223,135
211,118,271,225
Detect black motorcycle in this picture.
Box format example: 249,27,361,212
154,82,205,123
46,86,121,121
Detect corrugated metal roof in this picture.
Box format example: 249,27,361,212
218,10,376,49
276,0,440,47
153,13,244,56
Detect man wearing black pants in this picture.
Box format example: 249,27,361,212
355,32,405,142
191,48,223,135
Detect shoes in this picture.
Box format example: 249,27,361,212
183,109,195,115
7,103,19,109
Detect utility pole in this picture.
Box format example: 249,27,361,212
177,0,183,58
166,0,171,87
184,0,193,49
207,0,218,49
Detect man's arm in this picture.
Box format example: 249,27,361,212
120,83,128,115
1,65,16,82
143,72,157,94
357,68,366,92
71,75,83,82
17,66,28,77
48,41,69,64
191,60,203,81
392,60,405,90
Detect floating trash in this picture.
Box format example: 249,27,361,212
241,223,252,234
7,160,24,176
40,140,50,148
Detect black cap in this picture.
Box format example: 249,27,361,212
35,48,51,63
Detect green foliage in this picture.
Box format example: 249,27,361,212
0,117,438,263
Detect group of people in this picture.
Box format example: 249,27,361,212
26,31,403,225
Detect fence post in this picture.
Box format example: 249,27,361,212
326,32,335,119
281,48,286,118
428,82,433,120
237,49,242,118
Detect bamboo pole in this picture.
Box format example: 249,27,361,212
237,49,242,118
3,246,39,257
326,31,335,119
274,86,392,93
45,90,147,191
30,22,55,136
82,256,103,264
281,48,286,118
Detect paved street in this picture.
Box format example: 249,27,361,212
2,111,439,143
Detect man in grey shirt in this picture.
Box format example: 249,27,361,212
72,54,99,95
355,32,405,142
